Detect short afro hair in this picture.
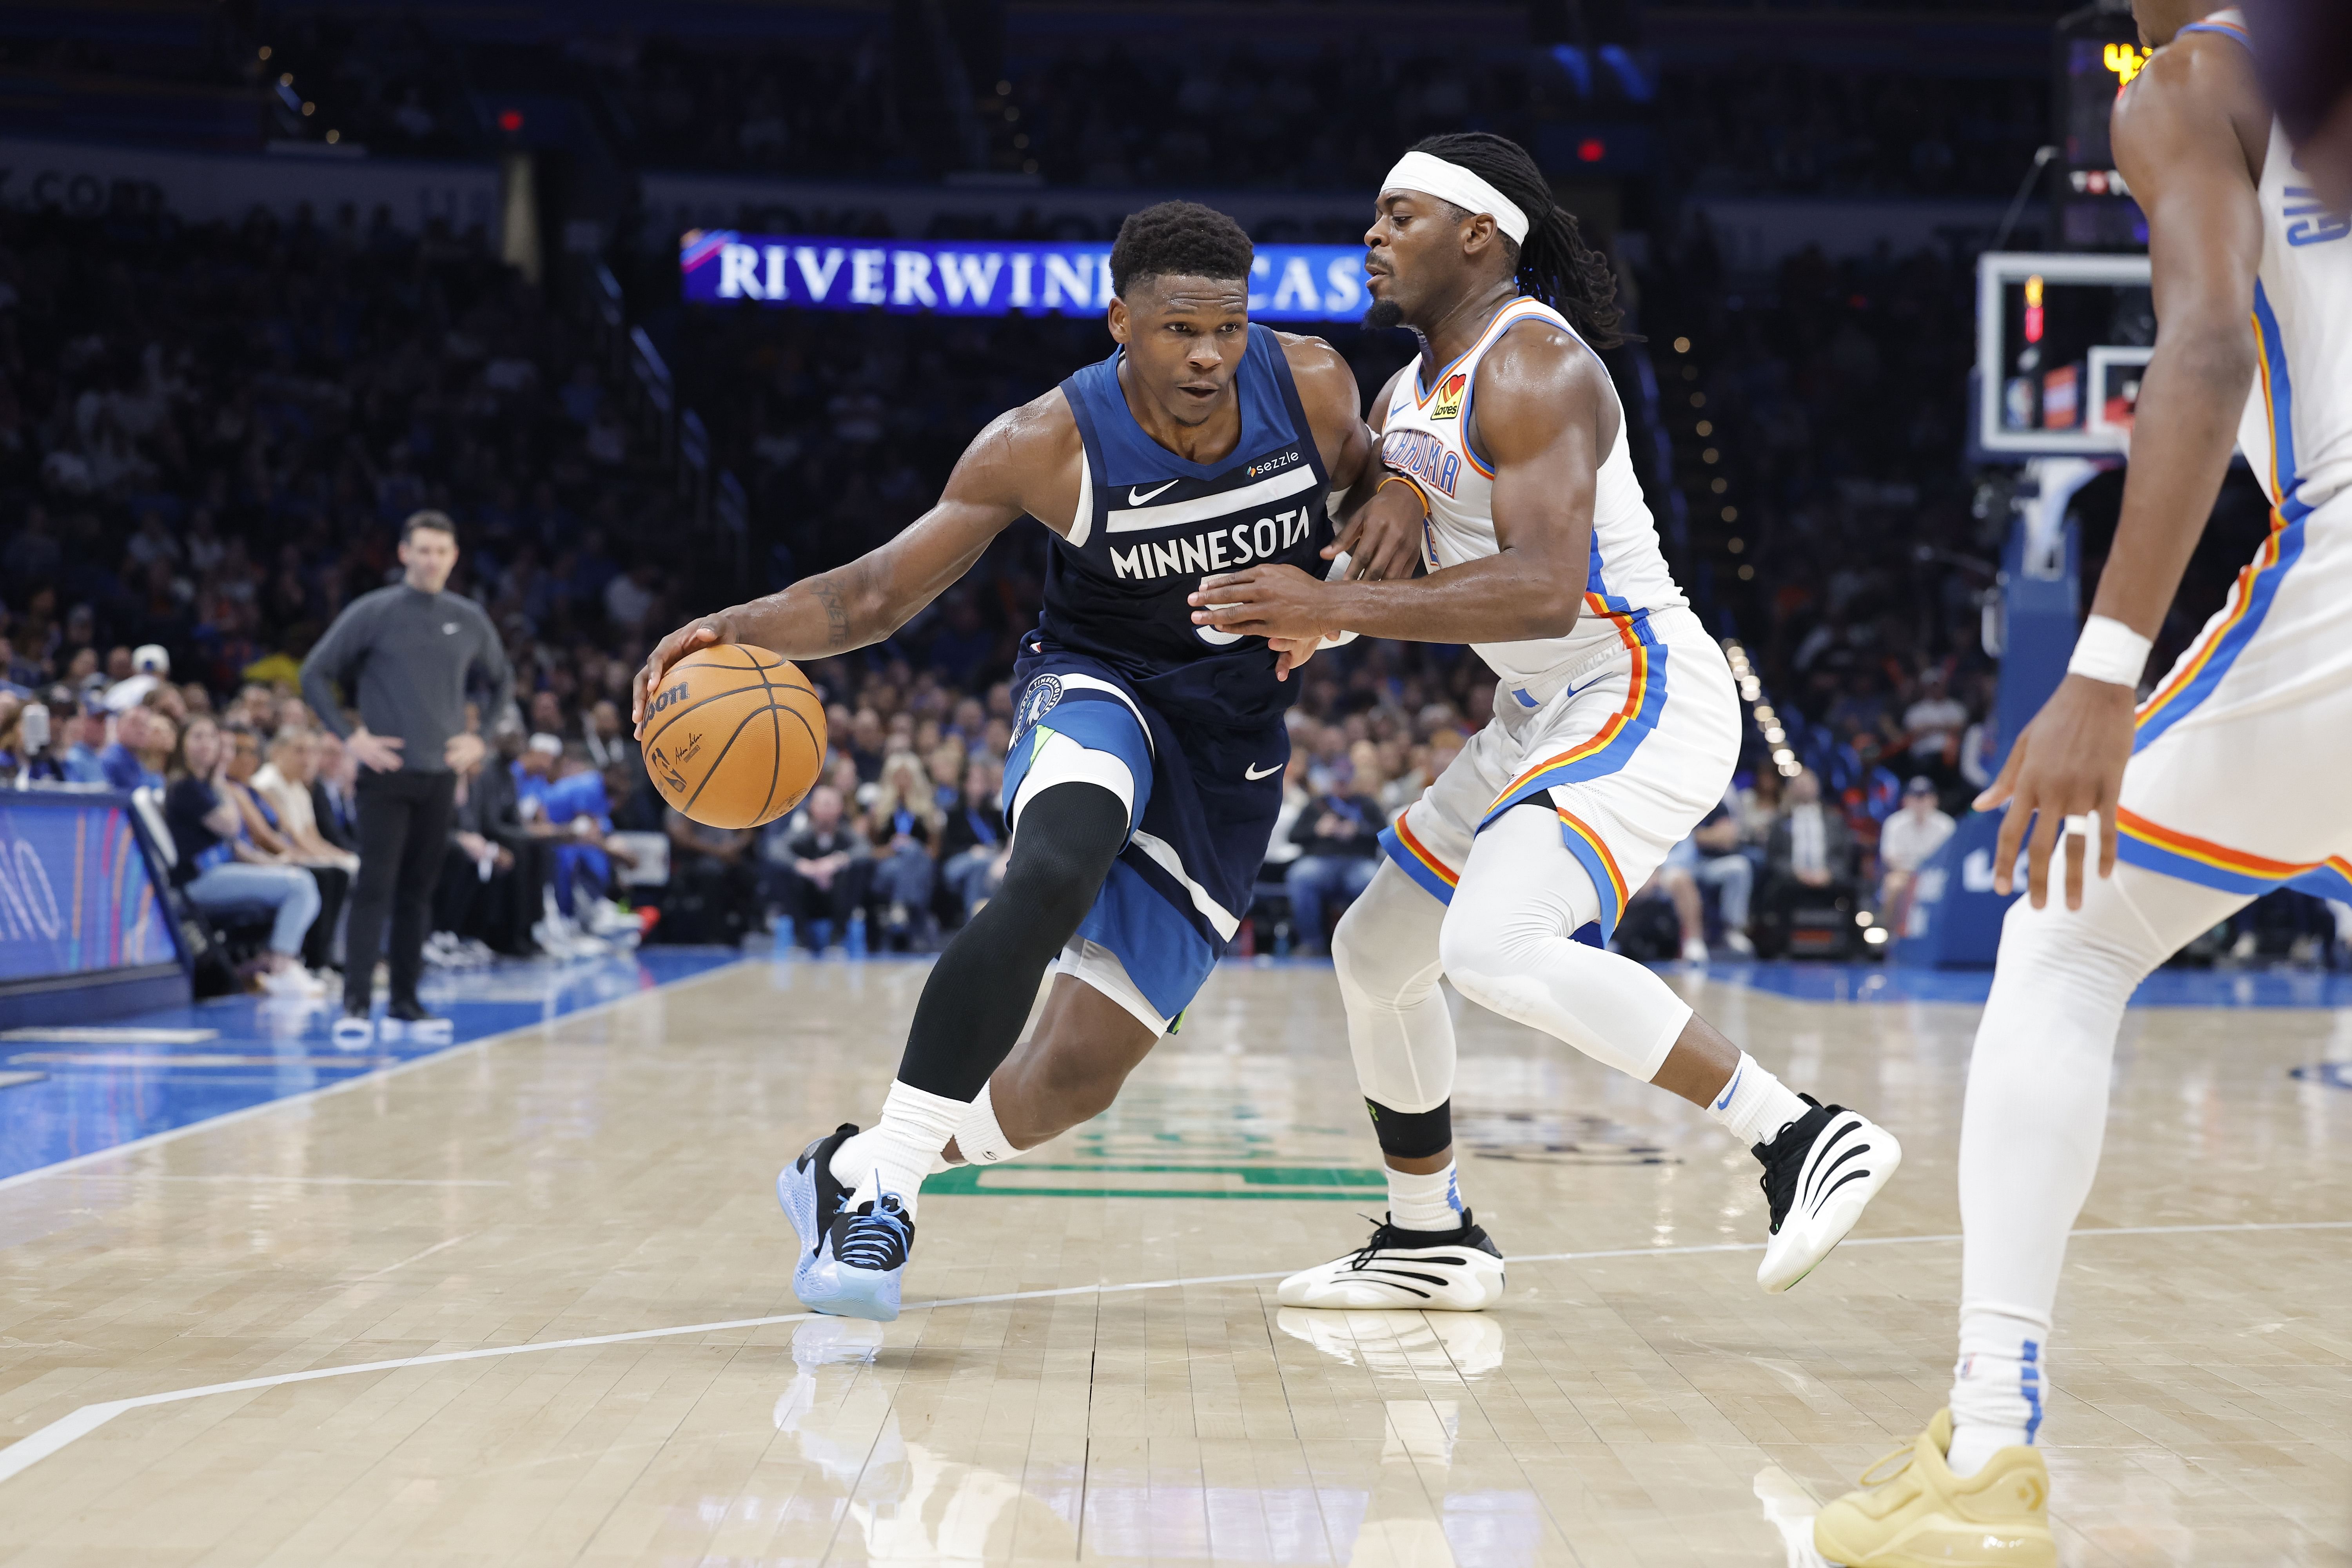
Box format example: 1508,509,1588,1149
1109,201,1253,299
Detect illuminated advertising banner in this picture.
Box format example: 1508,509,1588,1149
680,230,1371,322
0,796,178,985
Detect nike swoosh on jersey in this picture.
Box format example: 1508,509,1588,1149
1128,480,1181,506
1244,761,1281,780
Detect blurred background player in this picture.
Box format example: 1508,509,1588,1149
1815,5,2352,1563
1186,133,1903,1308
633,201,1379,1321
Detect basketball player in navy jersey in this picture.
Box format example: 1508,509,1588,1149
634,203,1384,1320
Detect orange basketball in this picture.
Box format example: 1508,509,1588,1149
641,644,826,829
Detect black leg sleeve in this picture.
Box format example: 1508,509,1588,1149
894,782,1130,1101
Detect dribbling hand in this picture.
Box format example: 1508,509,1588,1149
632,613,734,738
1975,673,2138,910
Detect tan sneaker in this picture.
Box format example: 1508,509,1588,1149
1813,1409,2055,1568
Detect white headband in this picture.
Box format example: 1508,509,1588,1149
1380,151,1530,245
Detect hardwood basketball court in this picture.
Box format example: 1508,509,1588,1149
2,954,2346,1565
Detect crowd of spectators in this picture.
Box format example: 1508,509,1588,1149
1,169,2340,975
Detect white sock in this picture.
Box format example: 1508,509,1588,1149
1704,1051,1811,1147
830,1081,966,1217
1947,1308,2048,1475
1386,1161,1464,1234
950,1080,1027,1165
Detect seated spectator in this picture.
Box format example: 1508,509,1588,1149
865,751,942,950
60,696,110,784
99,705,173,793
437,732,553,956
103,644,171,713
1757,766,1860,956
1657,795,1757,960
311,731,362,854
766,784,871,952
252,729,359,873
1284,748,1385,956
1901,670,1970,789
163,716,325,998
936,757,1007,920
0,695,67,786
1878,775,1957,929
663,806,761,942
221,724,350,976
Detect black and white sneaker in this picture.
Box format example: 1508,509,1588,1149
1276,1213,1506,1310
777,1123,858,1299
1753,1096,1901,1293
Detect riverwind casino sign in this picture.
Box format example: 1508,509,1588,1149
680,230,1368,321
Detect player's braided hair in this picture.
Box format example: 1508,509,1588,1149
1110,200,1254,298
1412,131,1629,349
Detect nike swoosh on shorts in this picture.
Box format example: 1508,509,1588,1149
1245,762,1281,780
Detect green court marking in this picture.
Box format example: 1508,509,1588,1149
922,1162,1386,1200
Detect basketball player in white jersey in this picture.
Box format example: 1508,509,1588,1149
1812,7,2350,1564
1186,133,1904,1310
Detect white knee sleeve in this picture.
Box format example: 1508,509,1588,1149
1331,860,1454,1113
1438,807,1692,1083
1958,863,2248,1325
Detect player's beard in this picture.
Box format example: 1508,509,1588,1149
1363,298,1404,330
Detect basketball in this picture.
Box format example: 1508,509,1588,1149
640,644,825,829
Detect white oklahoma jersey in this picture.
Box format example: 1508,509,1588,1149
1373,295,1740,941
1379,296,1686,690
2109,7,2352,907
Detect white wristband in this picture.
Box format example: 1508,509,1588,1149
2066,615,2152,688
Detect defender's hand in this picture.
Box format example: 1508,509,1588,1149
1269,634,1324,682
1976,674,2137,910
1326,477,1426,582
633,612,735,736
1189,565,1336,642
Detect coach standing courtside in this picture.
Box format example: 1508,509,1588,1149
302,512,512,1042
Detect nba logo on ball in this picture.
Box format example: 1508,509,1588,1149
1015,674,1063,739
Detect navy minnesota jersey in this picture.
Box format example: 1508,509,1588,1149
1040,323,1333,728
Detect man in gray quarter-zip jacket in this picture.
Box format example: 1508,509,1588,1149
301,511,514,1033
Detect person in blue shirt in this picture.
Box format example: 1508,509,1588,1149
98,706,173,794
61,697,111,784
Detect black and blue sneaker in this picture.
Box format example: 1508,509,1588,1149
777,1123,858,1300
806,1194,916,1322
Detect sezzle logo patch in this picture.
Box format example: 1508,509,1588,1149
1245,449,1301,480
1428,372,1468,420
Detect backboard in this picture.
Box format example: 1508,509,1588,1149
1975,250,2153,460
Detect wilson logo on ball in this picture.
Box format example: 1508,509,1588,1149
648,682,689,714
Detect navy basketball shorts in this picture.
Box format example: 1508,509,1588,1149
1000,652,1286,1033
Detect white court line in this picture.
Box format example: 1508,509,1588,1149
0,961,746,1196
3,1216,2343,1489
350,1231,479,1283
63,1174,515,1188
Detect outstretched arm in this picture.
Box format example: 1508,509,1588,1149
1981,30,2265,910
633,396,1076,732
1188,322,1605,644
